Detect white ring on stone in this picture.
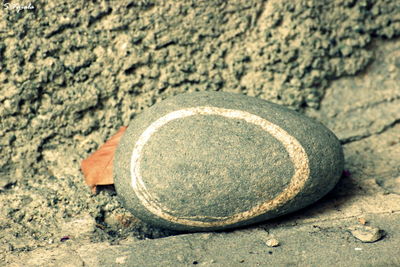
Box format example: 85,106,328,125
130,106,310,227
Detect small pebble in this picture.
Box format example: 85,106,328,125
115,256,127,264
388,64,396,72
357,217,367,225
0,177,15,190
61,214,96,240
349,225,382,243
60,236,70,242
265,238,280,247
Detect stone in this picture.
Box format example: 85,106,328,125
0,176,15,191
265,238,280,247
349,225,383,243
60,214,97,240
114,92,344,231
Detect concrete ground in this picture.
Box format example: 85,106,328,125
5,39,399,267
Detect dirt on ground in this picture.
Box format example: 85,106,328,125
0,0,399,266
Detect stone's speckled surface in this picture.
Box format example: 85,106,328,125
114,92,344,231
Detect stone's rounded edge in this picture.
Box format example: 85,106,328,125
114,91,345,231
289,118,344,213
113,101,167,229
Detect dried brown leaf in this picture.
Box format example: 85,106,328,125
81,126,127,193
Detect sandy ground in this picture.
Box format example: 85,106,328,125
0,1,399,266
